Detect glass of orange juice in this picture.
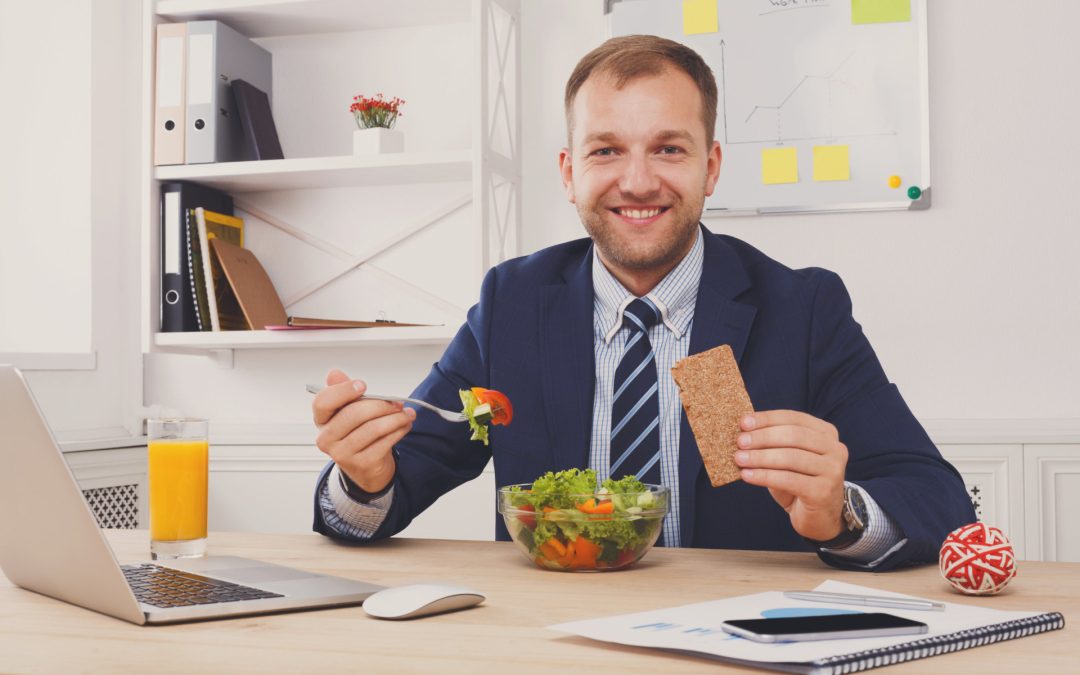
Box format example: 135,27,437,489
148,418,209,559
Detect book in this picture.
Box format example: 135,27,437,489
231,79,284,161
208,238,430,330
185,208,209,331
160,181,232,332
550,580,1065,674
194,208,244,331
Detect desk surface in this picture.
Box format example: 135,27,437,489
1,530,1075,673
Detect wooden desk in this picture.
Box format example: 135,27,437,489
1,531,1075,673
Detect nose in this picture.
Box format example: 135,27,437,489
618,153,661,200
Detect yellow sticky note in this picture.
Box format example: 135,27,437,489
683,0,718,35
762,147,798,185
813,145,851,182
852,0,911,25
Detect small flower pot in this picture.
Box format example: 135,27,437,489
353,127,404,155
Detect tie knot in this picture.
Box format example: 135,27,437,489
622,297,661,332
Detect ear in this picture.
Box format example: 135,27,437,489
704,140,723,197
558,147,576,203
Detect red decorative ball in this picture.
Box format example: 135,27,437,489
939,522,1017,595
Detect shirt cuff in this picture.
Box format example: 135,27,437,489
318,465,394,539
821,482,907,568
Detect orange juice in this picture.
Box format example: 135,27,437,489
148,439,208,542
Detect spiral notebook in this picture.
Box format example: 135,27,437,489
550,580,1064,674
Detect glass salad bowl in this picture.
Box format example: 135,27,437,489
497,475,670,572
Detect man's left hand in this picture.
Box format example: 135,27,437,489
733,410,848,542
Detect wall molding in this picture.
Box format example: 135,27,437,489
0,352,97,371
922,419,1080,444
205,419,1080,447
54,419,1080,452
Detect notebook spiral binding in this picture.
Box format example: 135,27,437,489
812,612,1066,674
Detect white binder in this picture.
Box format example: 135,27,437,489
153,22,186,166
185,21,272,165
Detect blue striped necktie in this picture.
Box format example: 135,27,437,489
609,297,662,487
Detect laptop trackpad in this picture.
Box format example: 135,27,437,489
210,566,317,585
164,555,318,585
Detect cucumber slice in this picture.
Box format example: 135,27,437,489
472,402,493,424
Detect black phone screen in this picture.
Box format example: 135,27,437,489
725,612,926,636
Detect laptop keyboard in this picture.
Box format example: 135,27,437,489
121,563,284,609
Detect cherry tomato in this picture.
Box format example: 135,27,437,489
517,504,536,529
471,387,513,425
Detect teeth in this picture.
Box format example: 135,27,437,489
620,208,662,219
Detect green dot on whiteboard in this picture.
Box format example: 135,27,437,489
907,186,922,200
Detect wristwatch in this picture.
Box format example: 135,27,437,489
813,484,868,550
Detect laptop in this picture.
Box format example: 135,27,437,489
0,364,383,624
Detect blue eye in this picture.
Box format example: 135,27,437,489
590,148,615,157
660,146,682,154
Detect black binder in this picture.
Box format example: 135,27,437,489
231,79,284,161
159,182,233,332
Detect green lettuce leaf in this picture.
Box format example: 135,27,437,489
459,389,490,445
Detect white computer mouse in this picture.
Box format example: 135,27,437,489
362,583,485,620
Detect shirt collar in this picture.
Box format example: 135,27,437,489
594,228,704,343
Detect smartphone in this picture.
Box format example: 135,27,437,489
720,612,928,643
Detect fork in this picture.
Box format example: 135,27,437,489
305,384,467,422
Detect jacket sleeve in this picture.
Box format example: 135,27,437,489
312,267,499,543
804,269,975,571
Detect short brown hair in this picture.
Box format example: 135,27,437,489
564,35,718,147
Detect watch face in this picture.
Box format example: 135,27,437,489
847,486,867,530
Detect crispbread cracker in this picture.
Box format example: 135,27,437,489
671,344,753,487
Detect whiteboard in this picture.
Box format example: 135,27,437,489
607,0,930,215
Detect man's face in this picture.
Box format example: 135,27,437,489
559,67,721,281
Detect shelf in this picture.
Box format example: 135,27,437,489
154,324,458,350
153,151,472,192
155,0,471,37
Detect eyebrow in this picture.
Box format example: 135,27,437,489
580,129,696,146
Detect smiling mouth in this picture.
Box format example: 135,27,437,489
611,206,670,220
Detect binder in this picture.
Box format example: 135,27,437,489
186,20,272,164
153,22,187,166
193,207,245,331
231,79,284,160
159,182,233,332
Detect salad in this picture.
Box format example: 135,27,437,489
499,468,668,571
459,387,513,445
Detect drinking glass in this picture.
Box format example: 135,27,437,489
147,418,209,559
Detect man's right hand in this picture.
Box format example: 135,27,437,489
313,369,415,494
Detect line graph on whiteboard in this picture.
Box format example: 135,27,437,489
722,43,897,146
718,39,899,148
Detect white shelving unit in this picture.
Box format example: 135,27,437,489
153,151,473,192
139,0,521,361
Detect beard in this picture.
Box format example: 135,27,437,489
577,192,703,273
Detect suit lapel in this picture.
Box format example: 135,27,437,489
677,229,757,546
540,249,595,471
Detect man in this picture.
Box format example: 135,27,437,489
311,35,974,571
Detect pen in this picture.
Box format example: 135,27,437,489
783,590,946,612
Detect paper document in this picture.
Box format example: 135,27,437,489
550,580,1049,664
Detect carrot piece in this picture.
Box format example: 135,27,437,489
572,537,602,568
576,498,597,513
546,537,567,557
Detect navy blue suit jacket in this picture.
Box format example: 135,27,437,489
314,227,974,570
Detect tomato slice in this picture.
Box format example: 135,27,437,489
471,387,513,425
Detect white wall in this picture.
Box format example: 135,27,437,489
5,1,1077,539
0,1,92,353
0,0,142,439
520,0,1080,422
